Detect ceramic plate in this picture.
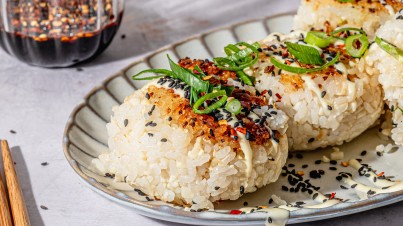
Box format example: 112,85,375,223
63,11,403,225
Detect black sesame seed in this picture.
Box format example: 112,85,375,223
367,190,376,195
376,151,383,157
243,201,248,206
267,217,273,224
312,193,318,200
282,186,289,191
296,153,303,159
302,164,308,169
245,131,252,140
308,138,315,143
10,130,16,134
215,186,220,190
121,34,126,39
288,153,293,159
288,163,295,168
351,184,358,188
321,91,327,98
327,105,333,110
76,68,83,72
290,187,295,192
330,160,337,165
148,133,153,137
329,167,337,171
269,198,273,204
41,162,49,166
319,170,325,175
145,93,150,99
146,196,153,201
40,205,48,210
356,158,362,162
336,176,342,181
360,150,367,156
315,160,322,164
161,138,167,142
340,185,348,190
124,119,129,127
209,129,215,137
240,186,245,194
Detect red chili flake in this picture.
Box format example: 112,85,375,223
275,93,282,99
261,90,268,96
337,44,345,48
230,209,243,215
377,172,384,177
230,129,237,136
282,52,289,58
329,192,336,200
285,60,292,65
236,127,247,134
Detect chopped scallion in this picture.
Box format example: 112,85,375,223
193,90,228,114
345,34,369,58
375,36,403,63
225,99,242,115
285,42,324,65
304,32,331,48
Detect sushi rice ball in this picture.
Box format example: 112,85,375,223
365,11,403,145
245,30,383,151
92,57,289,210
293,0,403,38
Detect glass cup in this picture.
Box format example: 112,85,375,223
0,0,124,67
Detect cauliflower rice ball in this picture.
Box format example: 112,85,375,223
246,31,383,151
293,0,403,38
365,11,403,145
92,59,289,210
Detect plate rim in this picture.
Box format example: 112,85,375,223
62,11,403,225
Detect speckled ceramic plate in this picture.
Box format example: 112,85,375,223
63,12,403,225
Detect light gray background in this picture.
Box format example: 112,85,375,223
0,0,402,225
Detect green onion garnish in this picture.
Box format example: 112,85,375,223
132,69,176,80
270,52,340,74
331,27,366,41
345,34,369,58
212,85,234,96
225,99,242,115
193,90,228,114
375,36,403,63
285,42,324,65
167,56,210,93
213,42,260,85
304,31,332,48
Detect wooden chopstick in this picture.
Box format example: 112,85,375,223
1,140,31,226
0,166,13,226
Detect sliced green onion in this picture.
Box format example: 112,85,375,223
345,34,369,58
305,32,331,48
212,85,234,96
167,55,210,93
193,90,228,114
213,42,260,85
132,69,176,80
375,36,403,63
285,42,324,65
225,99,242,115
270,52,340,74
189,87,198,106
193,65,206,77
331,27,366,40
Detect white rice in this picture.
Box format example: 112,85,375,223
92,85,288,210
248,31,383,151
293,0,402,38
365,11,403,145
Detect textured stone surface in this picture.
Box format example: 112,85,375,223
0,0,402,225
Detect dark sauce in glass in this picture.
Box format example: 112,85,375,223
0,1,123,67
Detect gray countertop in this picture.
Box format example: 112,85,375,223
0,0,402,225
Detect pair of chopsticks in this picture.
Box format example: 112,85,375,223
0,140,30,226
